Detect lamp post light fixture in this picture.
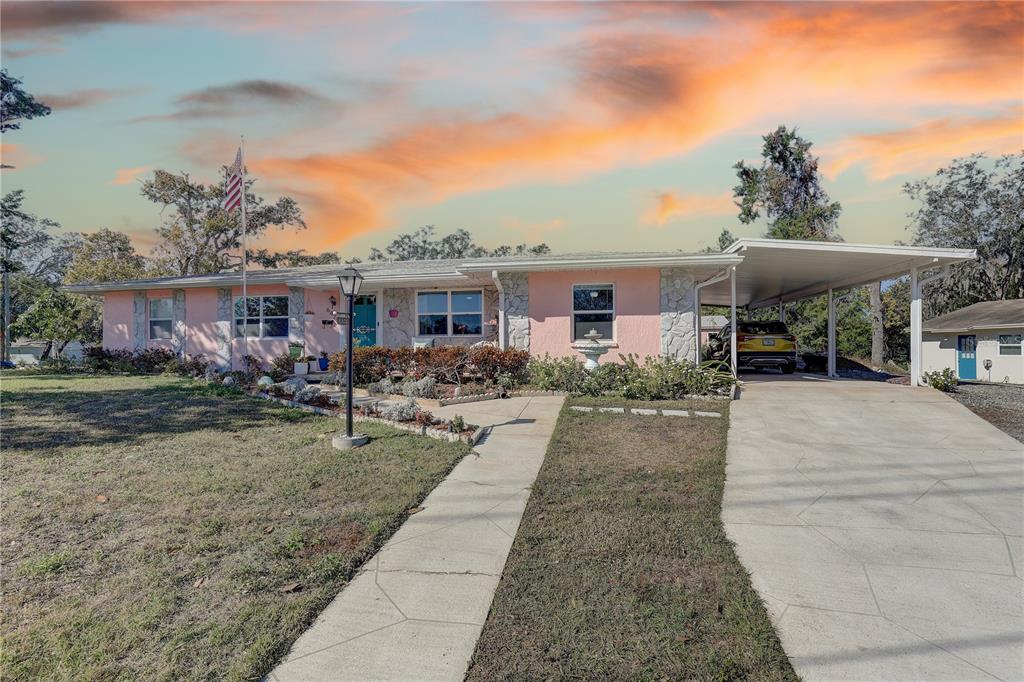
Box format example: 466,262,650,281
333,266,368,451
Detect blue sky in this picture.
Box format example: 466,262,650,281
2,1,1021,257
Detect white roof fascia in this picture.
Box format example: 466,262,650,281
923,323,1024,333
457,253,743,273
724,237,976,261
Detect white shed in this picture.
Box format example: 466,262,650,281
922,300,1024,384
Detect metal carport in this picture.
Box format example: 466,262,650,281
696,239,976,386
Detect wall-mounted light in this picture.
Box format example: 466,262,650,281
329,295,337,309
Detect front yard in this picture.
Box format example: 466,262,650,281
467,396,796,680
0,374,469,681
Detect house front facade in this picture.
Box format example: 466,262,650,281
73,251,744,371
68,239,977,384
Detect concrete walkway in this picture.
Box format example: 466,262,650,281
724,377,1023,681
272,395,564,681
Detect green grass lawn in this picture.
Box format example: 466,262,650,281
467,396,797,681
0,374,469,681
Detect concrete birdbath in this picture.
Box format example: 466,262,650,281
571,328,610,370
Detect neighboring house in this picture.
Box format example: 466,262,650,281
922,300,1024,384
9,339,85,365
700,315,728,346
66,239,974,386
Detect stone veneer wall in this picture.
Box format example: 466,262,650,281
215,288,233,370
171,289,186,357
288,287,305,350
498,272,529,351
382,288,415,348
132,291,146,351
659,267,697,360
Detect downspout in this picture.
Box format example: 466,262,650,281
491,270,506,351
692,268,732,363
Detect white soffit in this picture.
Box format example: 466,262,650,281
701,239,976,307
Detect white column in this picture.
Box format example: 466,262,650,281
910,266,922,387
492,270,506,351
778,300,784,323
693,285,701,364
730,267,738,377
827,288,836,378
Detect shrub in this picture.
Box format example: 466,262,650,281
293,385,322,404
269,353,293,382
82,347,182,374
528,354,590,393
402,376,437,398
527,353,735,398
378,398,421,422
924,367,958,392
162,354,209,378
368,377,397,395
328,346,394,384
450,414,466,432
470,346,529,383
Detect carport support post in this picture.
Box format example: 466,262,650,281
910,265,922,387
778,300,784,323
730,266,738,377
827,288,837,378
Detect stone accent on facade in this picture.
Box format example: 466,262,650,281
288,287,305,350
483,286,499,344
172,289,186,357
215,288,233,370
498,272,529,351
132,291,146,351
660,267,697,360
382,288,415,348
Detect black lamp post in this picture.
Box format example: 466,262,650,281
334,266,367,450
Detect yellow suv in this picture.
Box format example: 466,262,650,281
709,320,798,373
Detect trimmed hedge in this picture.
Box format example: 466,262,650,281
327,345,529,385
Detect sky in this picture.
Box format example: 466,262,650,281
1,1,1022,259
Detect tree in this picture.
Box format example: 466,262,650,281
367,226,550,262
248,248,342,269
11,288,101,359
1,68,51,134
733,125,842,241
906,153,1023,315
65,229,148,284
142,169,305,276
717,228,735,252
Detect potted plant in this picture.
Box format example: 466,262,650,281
318,351,329,371
294,356,310,375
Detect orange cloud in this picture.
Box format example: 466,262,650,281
108,165,151,186
199,2,1022,249
0,143,43,169
823,108,1024,180
644,191,735,227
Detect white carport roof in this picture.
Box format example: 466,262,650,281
698,239,976,308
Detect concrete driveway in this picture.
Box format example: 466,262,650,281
724,377,1023,681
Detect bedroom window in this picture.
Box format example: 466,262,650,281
234,295,289,338
149,298,173,340
572,284,614,341
417,290,483,336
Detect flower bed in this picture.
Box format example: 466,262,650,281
526,353,736,399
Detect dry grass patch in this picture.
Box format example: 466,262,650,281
468,396,796,681
0,375,468,681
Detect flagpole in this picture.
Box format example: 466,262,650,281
240,136,249,364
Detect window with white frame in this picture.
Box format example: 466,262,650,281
572,284,614,341
416,290,483,336
998,334,1022,355
149,298,173,340
234,295,289,338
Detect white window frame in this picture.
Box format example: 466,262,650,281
234,295,290,339
148,297,173,341
415,289,484,337
571,282,615,342
998,333,1022,356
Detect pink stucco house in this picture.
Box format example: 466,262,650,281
68,250,744,370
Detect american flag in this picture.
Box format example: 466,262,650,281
222,147,243,213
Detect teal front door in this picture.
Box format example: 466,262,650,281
353,294,377,347
957,335,977,380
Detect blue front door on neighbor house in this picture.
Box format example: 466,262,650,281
353,294,377,347
957,335,977,380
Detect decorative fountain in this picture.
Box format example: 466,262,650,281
571,328,610,370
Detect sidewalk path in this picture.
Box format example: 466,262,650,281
272,396,564,681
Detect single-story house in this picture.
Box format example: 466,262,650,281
922,299,1024,384
700,315,729,345
67,239,976,386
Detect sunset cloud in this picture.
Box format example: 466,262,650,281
0,143,43,169
38,88,122,110
644,192,735,227
131,80,333,124
823,108,1024,180
107,165,152,186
